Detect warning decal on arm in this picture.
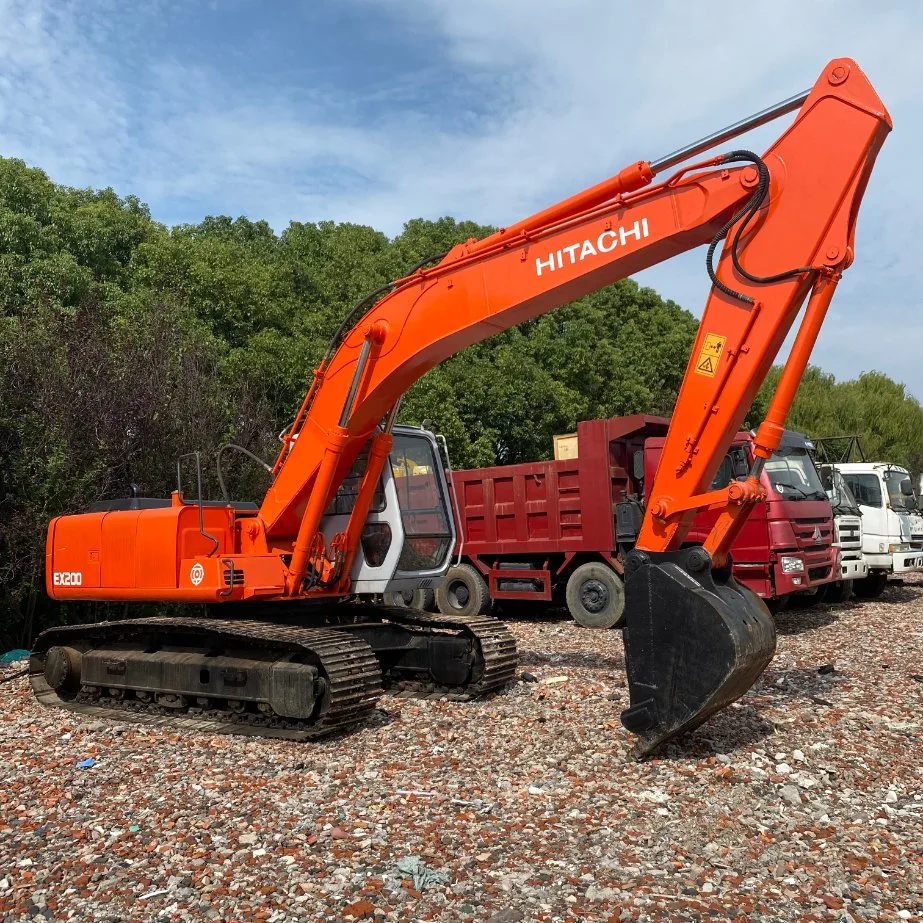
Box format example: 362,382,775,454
693,333,727,378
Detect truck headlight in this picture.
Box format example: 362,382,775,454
888,543,910,553
780,556,804,573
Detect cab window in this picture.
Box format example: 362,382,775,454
326,442,386,515
841,473,882,508
710,446,749,489
389,433,452,572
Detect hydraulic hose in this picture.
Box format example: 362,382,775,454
705,150,815,304
216,443,273,502
321,249,450,365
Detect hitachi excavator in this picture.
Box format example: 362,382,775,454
32,58,890,758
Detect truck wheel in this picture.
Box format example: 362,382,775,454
383,588,436,611
436,564,490,617
764,596,789,616
565,562,625,629
854,573,887,599
822,580,852,604
788,590,821,609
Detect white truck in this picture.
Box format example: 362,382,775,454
816,463,867,602
837,463,923,597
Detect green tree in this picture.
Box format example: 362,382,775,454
754,365,923,475
4,155,917,648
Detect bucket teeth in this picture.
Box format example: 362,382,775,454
620,547,777,759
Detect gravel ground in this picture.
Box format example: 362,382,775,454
1,577,922,923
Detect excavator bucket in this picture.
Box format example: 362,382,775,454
619,546,776,759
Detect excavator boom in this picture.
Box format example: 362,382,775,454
37,58,891,757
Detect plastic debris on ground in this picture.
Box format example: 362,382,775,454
0,649,30,664
395,856,449,891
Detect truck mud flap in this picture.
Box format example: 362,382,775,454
620,546,776,759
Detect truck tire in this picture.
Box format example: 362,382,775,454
788,590,822,609
764,596,789,616
822,580,852,604
383,588,436,611
565,562,625,629
854,573,887,599
436,563,490,617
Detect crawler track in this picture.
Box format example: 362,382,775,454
374,607,519,698
29,617,382,741
28,610,519,740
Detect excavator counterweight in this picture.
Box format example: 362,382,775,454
33,58,891,757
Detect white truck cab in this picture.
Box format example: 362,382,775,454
816,464,867,602
837,462,923,597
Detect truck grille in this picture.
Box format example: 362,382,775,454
834,517,862,550
792,517,833,549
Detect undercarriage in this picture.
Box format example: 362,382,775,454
28,605,518,740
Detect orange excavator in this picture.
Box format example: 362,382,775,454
32,59,890,758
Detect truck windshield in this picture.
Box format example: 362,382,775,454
822,467,861,515
841,473,882,508
884,469,919,512
764,447,826,500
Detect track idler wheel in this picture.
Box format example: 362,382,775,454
43,646,83,692
620,546,776,759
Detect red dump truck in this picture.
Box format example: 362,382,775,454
438,415,838,627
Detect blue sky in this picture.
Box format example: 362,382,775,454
3,0,922,399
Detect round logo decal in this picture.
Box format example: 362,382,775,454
190,562,205,586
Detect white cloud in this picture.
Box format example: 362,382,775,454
1,0,921,396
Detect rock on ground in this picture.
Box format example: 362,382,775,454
1,577,922,921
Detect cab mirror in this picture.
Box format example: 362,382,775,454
900,478,914,496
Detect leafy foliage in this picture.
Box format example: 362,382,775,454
755,366,923,472
0,155,919,646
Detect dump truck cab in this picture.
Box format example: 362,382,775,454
645,429,838,602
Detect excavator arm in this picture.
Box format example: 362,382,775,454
41,59,890,756
263,59,889,583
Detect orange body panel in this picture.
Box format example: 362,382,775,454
46,58,891,603
46,501,285,603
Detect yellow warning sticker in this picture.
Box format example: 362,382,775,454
694,333,726,378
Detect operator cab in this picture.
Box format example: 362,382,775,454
320,425,456,597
